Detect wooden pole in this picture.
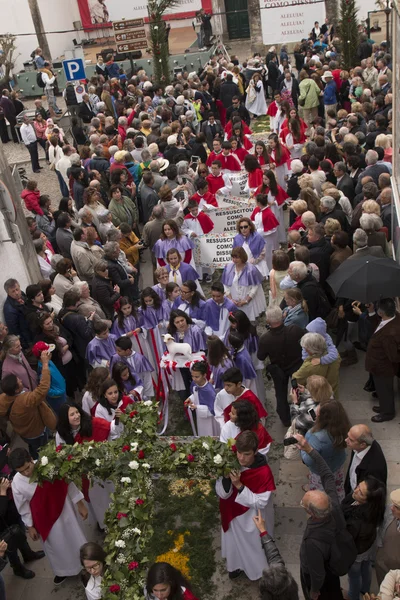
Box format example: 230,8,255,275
27,0,52,61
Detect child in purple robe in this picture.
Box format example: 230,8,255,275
137,287,168,395
153,220,194,267
86,320,117,369
111,362,143,401
233,218,269,278
221,247,266,322
228,331,260,397
111,297,141,338
168,309,207,400
173,280,206,330
152,267,169,302
110,336,154,398
184,361,219,436
206,335,234,392
162,282,181,314
203,282,236,339
165,249,203,293
224,310,265,400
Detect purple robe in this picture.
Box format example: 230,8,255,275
162,299,175,320
190,381,216,414
138,305,168,329
86,333,117,366
223,327,259,355
166,262,199,282
173,298,206,322
210,357,234,391
233,346,257,380
152,284,166,302
153,236,194,260
173,325,206,353
111,315,139,338
109,351,153,378
233,232,266,259
122,379,142,396
221,262,264,287
203,298,236,332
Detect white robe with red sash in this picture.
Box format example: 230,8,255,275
12,475,87,576
216,459,275,580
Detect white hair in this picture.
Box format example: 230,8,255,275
353,228,368,247
320,196,336,211
265,306,283,325
289,261,307,281
360,213,382,232
300,332,327,357
365,150,378,166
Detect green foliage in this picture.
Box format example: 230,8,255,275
339,0,359,69
147,0,179,83
34,402,238,599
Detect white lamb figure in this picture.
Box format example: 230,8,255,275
162,334,193,362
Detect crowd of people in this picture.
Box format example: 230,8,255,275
0,18,399,600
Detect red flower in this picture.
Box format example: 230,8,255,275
138,450,145,459
109,584,121,593
128,561,139,570
67,455,73,461
56,445,63,453
117,512,127,520
135,498,144,505
170,443,177,452
122,445,130,453
129,410,138,418
187,454,195,462
231,445,237,453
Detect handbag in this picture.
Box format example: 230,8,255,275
0,522,25,552
283,421,300,460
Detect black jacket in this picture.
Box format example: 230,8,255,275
304,237,333,284
58,309,93,360
90,274,120,320
344,440,387,495
257,323,304,374
226,104,250,126
357,41,373,61
220,81,240,109
79,102,95,124
297,273,329,322
287,173,302,200
355,164,390,194
341,495,378,554
336,173,355,203
90,156,110,174
300,449,347,594
319,205,348,232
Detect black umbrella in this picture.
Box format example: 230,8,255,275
326,256,400,303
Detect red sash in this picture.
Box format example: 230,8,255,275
75,417,111,444
184,212,214,234
120,395,134,412
220,464,276,532
220,154,241,172
224,120,252,136
206,174,225,195
206,150,222,167
75,418,111,501
223,390,267,422
250,206,279,232
270,146,291,168
190,191,218,208
183,589,199,600
248,169,263,189
30,479,69,542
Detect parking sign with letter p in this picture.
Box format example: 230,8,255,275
63,58,86,82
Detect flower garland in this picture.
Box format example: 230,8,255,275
34,402,238,599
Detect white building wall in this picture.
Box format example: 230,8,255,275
0,216,32,321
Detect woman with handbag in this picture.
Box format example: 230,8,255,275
0,476,45,579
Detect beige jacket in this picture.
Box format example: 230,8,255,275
379,569,400,600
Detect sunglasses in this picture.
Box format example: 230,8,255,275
240,225,249,230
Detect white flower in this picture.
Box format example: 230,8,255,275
95,459,101,467
202,442,210,450
135,429,142,434
116,554,126,564
131,442,138,451
88,446,93,451
143,400,153,406
213,454,223,465
121,477,131,484
142,463,151,469
154,25,158,29
129,460,139,470
132,527,141,535
40,456,49,466
159,59,162,63
115,540,126,548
